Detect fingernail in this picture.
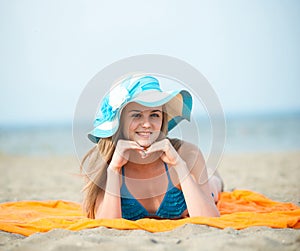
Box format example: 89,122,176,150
140,150,147,158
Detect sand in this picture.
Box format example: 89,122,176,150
0,151,299,251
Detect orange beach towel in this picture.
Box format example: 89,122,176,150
0,190,299,236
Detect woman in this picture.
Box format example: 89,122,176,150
81,75,223,220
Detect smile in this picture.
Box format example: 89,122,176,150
136,132,152,138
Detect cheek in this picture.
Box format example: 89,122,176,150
121,120,129,138
123,120,138,137
152,120,164,141
157,122,163,130
153,119,163,132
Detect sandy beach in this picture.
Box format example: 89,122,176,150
0,151,299,251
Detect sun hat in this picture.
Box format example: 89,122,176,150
88,75,193,143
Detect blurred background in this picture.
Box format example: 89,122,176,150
0,0,299,156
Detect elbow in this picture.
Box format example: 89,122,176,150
212,210,220,217
208,207,221,217
95,208,122,219
189,208,220,218
95,213,122,219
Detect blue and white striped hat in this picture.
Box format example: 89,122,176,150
88,75,193,143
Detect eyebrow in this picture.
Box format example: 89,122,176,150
129,109,162,113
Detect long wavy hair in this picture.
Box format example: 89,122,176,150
80,107,182,218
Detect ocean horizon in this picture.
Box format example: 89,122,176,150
1,112,299,157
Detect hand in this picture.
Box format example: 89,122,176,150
144,139,185,168
109,139,144,173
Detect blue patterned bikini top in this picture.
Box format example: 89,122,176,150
120,163,187,220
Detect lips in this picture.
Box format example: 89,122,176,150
136,131,152,138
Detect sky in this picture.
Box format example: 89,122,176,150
0,0,300,126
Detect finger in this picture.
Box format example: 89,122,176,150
146,140,168,154
127,141,144,150
138,149,148,159
118,140,144,150
145,141,163,153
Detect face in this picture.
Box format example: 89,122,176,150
121,102,163,148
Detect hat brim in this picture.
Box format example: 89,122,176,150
88,89,192,143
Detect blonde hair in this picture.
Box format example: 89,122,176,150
80,108,182,218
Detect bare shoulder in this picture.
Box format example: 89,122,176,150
177,140,206,172
178,140,204,159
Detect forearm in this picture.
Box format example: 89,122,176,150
176,163,220,217
95,168,122,219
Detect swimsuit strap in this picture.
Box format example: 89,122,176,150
164,162,169,177
121,166,126,183
163,163,174,189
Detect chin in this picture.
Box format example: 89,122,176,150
137,141,151,148
136,139,154,148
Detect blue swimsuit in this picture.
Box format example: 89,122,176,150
121,163,187,220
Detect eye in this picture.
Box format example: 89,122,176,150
131,113,141,118
150,113,160,118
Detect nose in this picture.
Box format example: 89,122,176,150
141,116,151,128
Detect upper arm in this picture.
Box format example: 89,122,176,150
178,141,208,185
94,191,104,218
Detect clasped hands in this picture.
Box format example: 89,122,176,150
109,138,187,174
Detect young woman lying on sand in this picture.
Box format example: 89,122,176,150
81,75,223,220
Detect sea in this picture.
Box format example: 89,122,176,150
0,113,299,157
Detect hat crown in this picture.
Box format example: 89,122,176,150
94,76,162,127
125,75,162,96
